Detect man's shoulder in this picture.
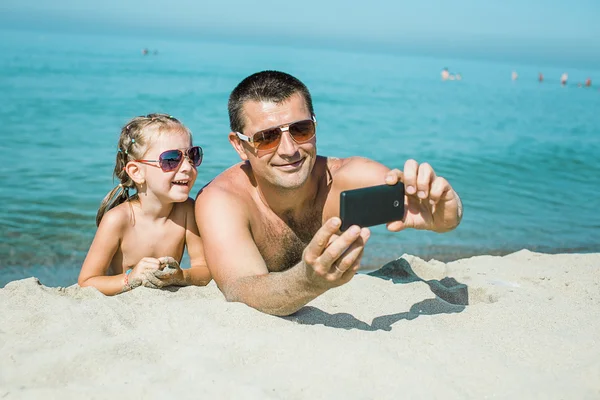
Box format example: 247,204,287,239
327,155,383,176
195,162,252,212
199,162,248,193
194,164,253,234
326,156,390,189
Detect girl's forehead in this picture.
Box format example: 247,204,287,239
149,131,192,152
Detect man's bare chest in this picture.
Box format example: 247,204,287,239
253,209,323,273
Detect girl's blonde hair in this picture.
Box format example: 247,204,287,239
96,113,192,226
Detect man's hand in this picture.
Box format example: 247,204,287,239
384,159,462,233
302,217,371,289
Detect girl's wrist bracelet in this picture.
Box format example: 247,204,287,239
123,269,133,291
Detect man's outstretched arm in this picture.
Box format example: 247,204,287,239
195,191,369,316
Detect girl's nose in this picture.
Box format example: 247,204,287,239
179,155,194,171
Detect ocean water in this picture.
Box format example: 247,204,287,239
1,28,599,287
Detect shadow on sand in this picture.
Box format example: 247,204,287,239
284,258,469,331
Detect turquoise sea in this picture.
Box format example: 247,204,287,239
1,28,599,287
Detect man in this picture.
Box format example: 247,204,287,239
195,71,463,316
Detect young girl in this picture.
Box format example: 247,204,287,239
78,113,211,295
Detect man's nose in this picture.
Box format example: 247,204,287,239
276,128,298,156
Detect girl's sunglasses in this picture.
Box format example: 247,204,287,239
135,146,203,172
235,116,317,151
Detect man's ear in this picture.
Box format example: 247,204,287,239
124,161,145,185
228,132,249,161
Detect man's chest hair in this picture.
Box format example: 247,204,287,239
257,208,322,272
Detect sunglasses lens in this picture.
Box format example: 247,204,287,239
254,128,282,151
188,146,203,167
159,150,183,172
289,120,316,142
250,119,315,151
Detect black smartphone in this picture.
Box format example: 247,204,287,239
339,183,405,231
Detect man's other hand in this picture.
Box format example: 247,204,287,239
384,159,462,233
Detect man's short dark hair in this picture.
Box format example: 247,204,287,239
228,70,314,134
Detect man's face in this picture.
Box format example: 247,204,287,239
233,92,317,191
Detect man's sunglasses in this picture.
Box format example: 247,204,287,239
135,146,203,172
235,116,317,151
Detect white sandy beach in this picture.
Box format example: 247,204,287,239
1,250,599,399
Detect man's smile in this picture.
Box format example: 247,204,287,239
272,158,305,170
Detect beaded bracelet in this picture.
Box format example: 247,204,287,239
123,269,133,291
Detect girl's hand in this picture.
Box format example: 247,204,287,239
153,256,184,286
127,257,163,289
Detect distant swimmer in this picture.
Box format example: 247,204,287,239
456,73,462,81
538,72,544,82
561,73,568,86
585,77,592,87
441,68,450,81
142,48,149,56
512,71,518,81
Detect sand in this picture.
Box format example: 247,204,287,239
1,250,599,399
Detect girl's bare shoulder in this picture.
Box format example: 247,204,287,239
99,202,135,230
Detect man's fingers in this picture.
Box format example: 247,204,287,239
385,169,403,185
402,159,419,195
327,233,340,247
340,247,366,282
416,163,436,199
386,220,408,232
331,228,370,276
303,224,370,289
387,160,441,200
319,225,361,268
428,176,451,205
336,238,368,285
305,217,342,263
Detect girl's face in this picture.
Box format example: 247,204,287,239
141,131,198,203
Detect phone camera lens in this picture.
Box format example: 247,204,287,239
393,200,400,207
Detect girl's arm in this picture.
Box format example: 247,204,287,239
180,198,212,286
78,208,133,295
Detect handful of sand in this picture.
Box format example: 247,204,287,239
153,256,181,280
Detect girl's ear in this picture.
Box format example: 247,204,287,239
124,161,145,185
228,132,249,161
